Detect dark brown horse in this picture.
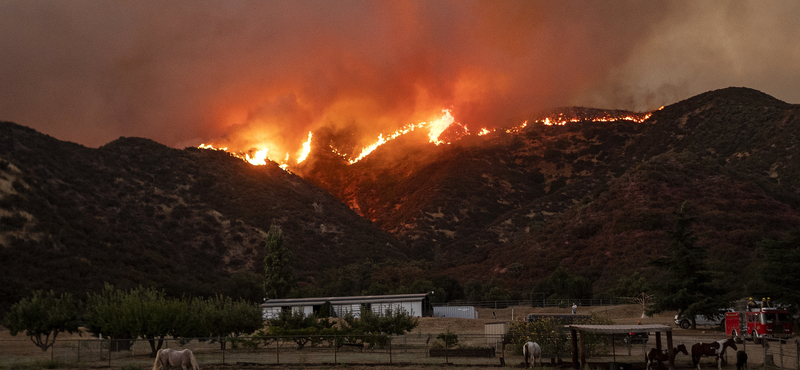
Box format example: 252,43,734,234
646,344,689,370
691,338,737,370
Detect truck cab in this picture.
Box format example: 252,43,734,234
725,307,793,344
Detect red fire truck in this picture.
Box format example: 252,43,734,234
725,307,793,344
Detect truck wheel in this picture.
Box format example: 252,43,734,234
680,320,691,329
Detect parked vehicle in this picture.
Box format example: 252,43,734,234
674,312,726,329
622,331,649,344
725,307,793,344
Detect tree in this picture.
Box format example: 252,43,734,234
84,284,176,355
647,202,730,327
190,295,264,349
3,290,81,352
267,310,335,349
340,308,419,348
534,266,593,300
263,225,295,299
758,228,800,311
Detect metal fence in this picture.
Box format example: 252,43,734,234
2,332,798,368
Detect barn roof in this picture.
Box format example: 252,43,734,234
566,324,672,333
261,293,429,308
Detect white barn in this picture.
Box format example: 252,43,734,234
261,293,433,320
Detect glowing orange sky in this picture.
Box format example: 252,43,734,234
1,1,799,155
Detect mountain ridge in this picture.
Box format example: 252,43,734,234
2,87,799,310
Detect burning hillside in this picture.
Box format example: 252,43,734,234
198,107,657,170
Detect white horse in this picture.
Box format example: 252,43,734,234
152,348,199,370
523,341,542,368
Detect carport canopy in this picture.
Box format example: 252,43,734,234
566,324,674,370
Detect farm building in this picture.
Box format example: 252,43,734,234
261,293,433,319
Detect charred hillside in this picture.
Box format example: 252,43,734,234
299,87,800,298
0,122,404,311
2,87,799,306
299,110,649,262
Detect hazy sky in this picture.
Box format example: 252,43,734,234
2,0,799,155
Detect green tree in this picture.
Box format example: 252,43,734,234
200,295,264,349
608,272,652,298
3,290,81,352
647,202,730,328
758,228,800,311
84,284,177,355
534,266,593,300
263,225,295,299
267,310,335,349
340,308,418,348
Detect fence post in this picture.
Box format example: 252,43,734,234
276,335,280,365
222,337,226,364
445,334,449,365
389,336,392,365
334,335,337,365
77,340,80,365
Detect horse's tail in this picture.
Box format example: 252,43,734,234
523,344,529,367
189,350,200,370
152,349,162,370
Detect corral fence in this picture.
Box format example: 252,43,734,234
1,332,798,368
436,298,630,309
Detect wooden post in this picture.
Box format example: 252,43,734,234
666,331,674,370
277,336,280,365
334,335,337,365
579,330,586,369
389,336,393,365
655,331,662,352
571,329,579,369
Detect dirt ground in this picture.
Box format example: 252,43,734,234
2,305,795,370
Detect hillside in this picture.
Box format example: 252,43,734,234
2,87,799,309
298,87,800,297
0,123,404,311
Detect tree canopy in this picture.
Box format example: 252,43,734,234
2,290,81,352
647,202,730,327
263,225,295,299
758,228,800,311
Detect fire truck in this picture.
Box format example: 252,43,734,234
725,307,793,344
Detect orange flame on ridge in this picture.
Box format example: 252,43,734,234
346,109,456,164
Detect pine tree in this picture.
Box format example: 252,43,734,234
647,202,730,328
263,225,295,299
759,228,800,309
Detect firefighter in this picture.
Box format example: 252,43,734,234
761,297,767,308
747,297,757,311
766,297,772,308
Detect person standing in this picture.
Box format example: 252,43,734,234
572,303,577,314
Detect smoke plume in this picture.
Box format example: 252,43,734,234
1,0,798,156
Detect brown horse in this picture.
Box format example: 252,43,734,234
691,338,737,370
646,344,689,370
152,348,199,370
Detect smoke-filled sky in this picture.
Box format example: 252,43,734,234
2,1,799,157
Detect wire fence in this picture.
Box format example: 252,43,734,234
1,332,798,368
436,298,630,309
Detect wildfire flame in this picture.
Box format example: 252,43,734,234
199,107,656,170
198,131,313,169
297,132,312,164
345,109,456,164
